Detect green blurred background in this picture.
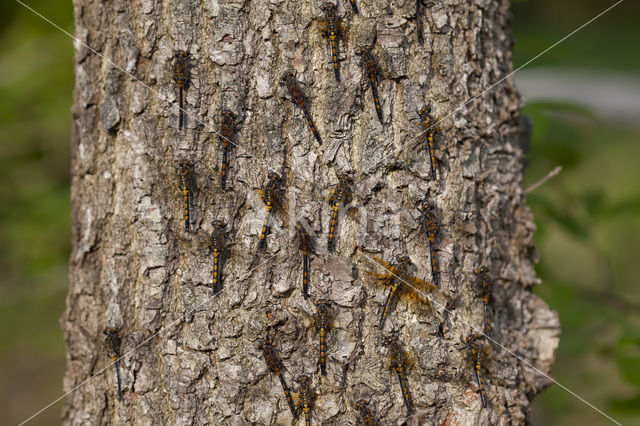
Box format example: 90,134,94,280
0,0,638,424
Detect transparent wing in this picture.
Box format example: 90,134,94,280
405,276,437,292
370,254,399,274
364,270,394,281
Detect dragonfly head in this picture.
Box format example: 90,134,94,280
296,223,309,238
103,328,121,355
417,199,435,212
395,255,411,267
279,72,296,86
220,108,235,124
172,51,191,74
296,374,311,386
103,327,118,336
337,170,353,182
267,171,281,182
356,44,372,56
321,2,337,17
256,337,272,352
212,219,226,229
417,106,431,121
475,265,489,275
175,159,193,174
316,298,330,314
354,399,370,412
382,333,398,348
460,333,482,346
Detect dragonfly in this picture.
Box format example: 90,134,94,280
347,0,359,14
320,2,344,82
256,172,286,253
170,50,193,131
313,298,332,375
208,220,229,293
327,172,353,252
280,72,323,145
415,200,440,287
458,336,490,408
175,159,196,232
362,253,437,327
356,45,384,125
411,107,439,180
383,334,415,414
293,374,316,426
295,296,335,377
473,266,493,336
175,221,235,291
297,225,315,299
257,334,297,416
353,399,378,425
103,328,123,402
218,109,240,190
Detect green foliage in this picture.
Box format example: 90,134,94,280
512,0,640,72
0,3,73,421
615,333,640,386
0,0,73,290
0,4,73,417
524,99,640,424
514,3,640,421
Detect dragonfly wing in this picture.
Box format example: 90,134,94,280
363,270,393,280
370,254,398,274
406,291,434,315
406,276,437,292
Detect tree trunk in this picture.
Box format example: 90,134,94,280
63,0,560,424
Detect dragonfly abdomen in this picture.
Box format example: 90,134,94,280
327,201,340,252
379,281,400,327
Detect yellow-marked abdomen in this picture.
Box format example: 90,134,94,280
182,187,190,232
212,249,220,291
379,281,399,327
258,203,272,251
327,202,340,251
319,327,326,375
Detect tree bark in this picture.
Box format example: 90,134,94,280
63,0,560,424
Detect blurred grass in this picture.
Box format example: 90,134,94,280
0,0,638,424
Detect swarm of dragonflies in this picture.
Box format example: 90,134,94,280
100,3,504,421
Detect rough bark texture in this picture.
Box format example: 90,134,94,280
63,0,560,424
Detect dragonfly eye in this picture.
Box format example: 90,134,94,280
297,374,310,383
421,201,434,211
337,171,353,181
280,72,294,84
